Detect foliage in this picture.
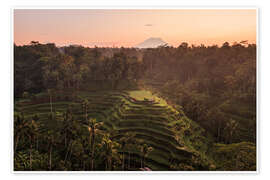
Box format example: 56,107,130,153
14,42,256,171
212,142,256,171
142,43,256,144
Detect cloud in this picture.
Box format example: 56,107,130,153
144,24,153,27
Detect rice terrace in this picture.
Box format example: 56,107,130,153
13,9,257,171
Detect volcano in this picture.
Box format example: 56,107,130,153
135,37,168,48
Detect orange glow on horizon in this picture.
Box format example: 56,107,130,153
14,9,257,47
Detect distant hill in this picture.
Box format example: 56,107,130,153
135,37,168,48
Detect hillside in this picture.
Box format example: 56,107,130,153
15,89,215,171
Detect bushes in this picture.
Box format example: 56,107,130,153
14,150,49,171
212,142,256,171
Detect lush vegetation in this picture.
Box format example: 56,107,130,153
14,41,256,171
142,42,256,144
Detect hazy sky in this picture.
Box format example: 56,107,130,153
14,9,257,47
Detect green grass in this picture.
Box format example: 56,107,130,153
129,90,168,106
15,89,213,171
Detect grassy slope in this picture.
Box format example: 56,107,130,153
15,89,255,171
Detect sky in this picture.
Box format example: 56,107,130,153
14,9,257,47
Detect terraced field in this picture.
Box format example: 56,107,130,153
15,90,212,170
219,100,256,143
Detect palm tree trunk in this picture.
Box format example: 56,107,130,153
50,94,53,115
49,144,52,170
122,153,125,170
131,154,133,168
143,156,144,168
64,141,72,164
85,107,87,122
109,157,112,171
30,137,32,170
89,132,92,170
128,152,130,169
36,137,38,151
143,155,145,168
91,133,95,170
64,132,67,148
229,131,233,144
15,135,20,152
68,143,74,160
141,155,143,168
217,119,221,142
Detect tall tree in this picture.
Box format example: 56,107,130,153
47,89,53,115
85,118,103,170
100,134,120,170
14,112,28,152
139,143,153,168
27,118,38,170
81,99,89,123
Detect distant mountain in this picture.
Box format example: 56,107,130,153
135,37,168,48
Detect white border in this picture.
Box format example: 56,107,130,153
11,7,259,175
11,6,14,176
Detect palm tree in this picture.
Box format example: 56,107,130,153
14,112,28,152
225,118,238,143
47,89,53,115
124,132,136,169
61,109,76,166
85,118,103,170
100,134,120,170
45,130,59,170
32,114,40,150
28,118,38,170
140,144,153,168
62,107,73,148
81,99,89,123
119,136,127,170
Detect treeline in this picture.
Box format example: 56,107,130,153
142,42,256,144
14,42,144,98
